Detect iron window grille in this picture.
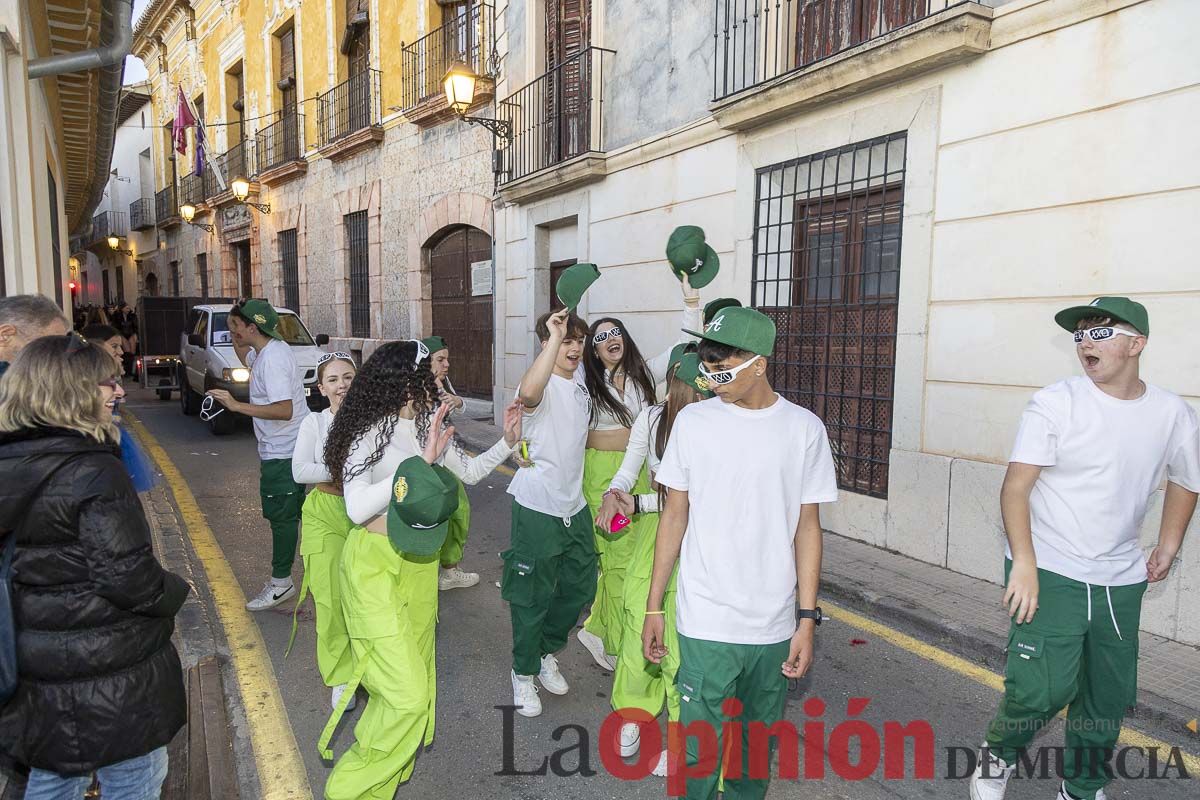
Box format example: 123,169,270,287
752,131,907,498
170,261,181,296
197,253,209,299
345,211,370,338
115,263,125,304
279,229,300,312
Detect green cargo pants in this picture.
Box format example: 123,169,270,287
260,458,304,579
985,560,1146,800
502,501,597,676
438,478,471,568
676,633,791,800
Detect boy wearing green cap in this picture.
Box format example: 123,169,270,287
971,297,1199,800
419,335,477,591
643,306,839,800
208,299,310,611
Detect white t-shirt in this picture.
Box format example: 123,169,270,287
655,395,839,644
1009,377,1200,586
245,339,308,460
508,373,590,518
292,409,334,484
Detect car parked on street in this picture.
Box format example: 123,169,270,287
178,304,329,434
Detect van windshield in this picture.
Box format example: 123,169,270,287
211,312,315,346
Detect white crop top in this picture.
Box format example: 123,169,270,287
292,408,335,484
343,415,515,524
587,302,701,432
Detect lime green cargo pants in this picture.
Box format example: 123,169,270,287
290,488,353,688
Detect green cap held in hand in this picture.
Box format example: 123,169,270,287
386,456,461,556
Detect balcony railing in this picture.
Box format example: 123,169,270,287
179,172,203,206
203,139,253,199
317,69,382,147
155,185,177,222
497,47,613,185
129,197,154,230
90,210,128,246
401,2,495,111
713,0,967,100
256,112,304,172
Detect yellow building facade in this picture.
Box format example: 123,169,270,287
133,0,500,391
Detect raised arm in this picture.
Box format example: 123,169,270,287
518,308,569,409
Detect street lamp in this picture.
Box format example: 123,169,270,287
107,235,132,256
231,177,270,214
443,63,511,140
179,202,214,233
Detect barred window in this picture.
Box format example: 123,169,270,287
752,132,906,498
197,253,208,299
279,229,300,312
345,211,370,338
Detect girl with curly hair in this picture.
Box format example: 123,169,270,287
318,340,523,800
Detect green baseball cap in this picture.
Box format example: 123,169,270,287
666,341,698,372
238,299,283,340
673,352,714,398
666,226,720,289
1054,296,1149,336
555,263,601,312
703,297,742,325
683,306,776,357
422,336,448,355
385,456,461,556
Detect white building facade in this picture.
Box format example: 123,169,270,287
489,0,1200,644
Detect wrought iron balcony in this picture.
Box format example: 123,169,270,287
256,112,304,172
496,47,613,185
129,197,154,230
89,210,128,246
713,0,969,100
401,2,495,120
155,185,178,225
203,139,253,200
179,172,203,206
317,69,383,148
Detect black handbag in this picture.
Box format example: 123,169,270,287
0,532,16,706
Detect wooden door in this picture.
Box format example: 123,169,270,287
429,226,494,397
545,0,590,163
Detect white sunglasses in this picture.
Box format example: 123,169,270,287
699,355,761,386
318,351,353,366
200,395,224,422
592,326,623,345
409,339,430,364
1073,326,1142,344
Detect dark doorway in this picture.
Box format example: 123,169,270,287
429,226,494,397
145,272,159,297
235,241,252,297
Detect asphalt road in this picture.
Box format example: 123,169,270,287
125,386,1199,799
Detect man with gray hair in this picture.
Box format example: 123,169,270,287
0,295,70,376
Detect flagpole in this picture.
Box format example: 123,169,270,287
180,88,227,192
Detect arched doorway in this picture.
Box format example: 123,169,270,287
144,272,159,297
428,225,493,397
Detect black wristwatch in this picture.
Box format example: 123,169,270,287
796,606,823,626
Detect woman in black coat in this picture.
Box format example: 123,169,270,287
0,334,189,798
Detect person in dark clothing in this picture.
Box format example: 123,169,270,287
0,333,189,799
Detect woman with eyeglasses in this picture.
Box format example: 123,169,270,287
576,276,701,675
287,352,358,713
0,334,189,798
594,350,712,774
318,340,524,799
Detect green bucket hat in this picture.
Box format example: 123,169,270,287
666,226,719,289
421,335,448,355
703,297,742,326
684,306,776,357
238,299,283,340
555,263,601,312
386,456,461,556
673,352,714,398
1054,296,1149,336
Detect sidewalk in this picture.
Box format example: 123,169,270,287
456,412,1200,733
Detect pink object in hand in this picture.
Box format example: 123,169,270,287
610,514,631,534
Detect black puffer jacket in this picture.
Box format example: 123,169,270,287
0,427,189,775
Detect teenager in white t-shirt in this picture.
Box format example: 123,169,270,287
207,299,310,611
971,297,1200,800
643,307,838,800
504,308,595,718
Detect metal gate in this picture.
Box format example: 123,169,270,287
429,226,494,397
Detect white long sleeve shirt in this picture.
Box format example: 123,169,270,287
607,405,665,513
344,415,515,525
292,409,334,485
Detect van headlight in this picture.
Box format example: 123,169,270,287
223,368,251,383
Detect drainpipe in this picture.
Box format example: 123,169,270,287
27,0,133,79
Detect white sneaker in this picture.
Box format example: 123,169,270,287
537,653,569,695
511,671,542,717
438,565,480,591
576,628,617,671
331,683,356,712
619,722,641,758
651,750,678,777
245,579,296,611
970,744,1016,800
1056,786,1106,800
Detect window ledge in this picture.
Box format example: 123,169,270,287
318,125,385,162
206,181,260,209
159,214,182,228
403,78,496,129
257,159,309,187
498,152,607,206
711,2,993,132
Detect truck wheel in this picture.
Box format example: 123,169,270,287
179,369,201,416
209,411,238,436
156,378,172,402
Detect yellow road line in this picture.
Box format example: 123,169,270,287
825,601,1200,773
125,412,313,800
